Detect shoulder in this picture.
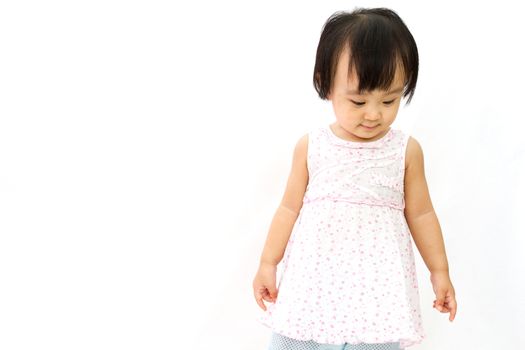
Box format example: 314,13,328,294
405,135,424,170
293,133,309,160
296,132,309,147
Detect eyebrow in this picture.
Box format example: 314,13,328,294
346,86,404,95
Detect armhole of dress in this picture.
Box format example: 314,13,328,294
401,130,411,190
306,128,313,177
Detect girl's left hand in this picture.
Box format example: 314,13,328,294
430,271,457,322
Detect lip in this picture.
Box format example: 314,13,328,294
361,124,378,129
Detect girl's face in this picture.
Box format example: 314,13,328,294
327,49,406,142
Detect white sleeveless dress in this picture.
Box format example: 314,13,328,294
258,125,426,349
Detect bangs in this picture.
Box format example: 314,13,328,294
346,19,405,94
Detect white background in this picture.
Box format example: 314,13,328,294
1,1,524,349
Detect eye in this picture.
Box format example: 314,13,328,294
350,100,365,106
349,99,396,106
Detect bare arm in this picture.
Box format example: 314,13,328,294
404,136,457,321
259,133,309,266
404,136,449,273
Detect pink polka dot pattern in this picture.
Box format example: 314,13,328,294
258,125,426,349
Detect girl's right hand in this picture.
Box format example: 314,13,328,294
252,261,279,311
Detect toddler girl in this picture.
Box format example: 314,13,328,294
252,7,457,350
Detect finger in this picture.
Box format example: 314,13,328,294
262,294,274,302
449,300,457,322
433,299,443,311
435,291,446,311
260,289,276,303
255,295,267,311
434,302,449,313
449,307,456,321
254,288,268,311
441,300,452,311
268,286,279,300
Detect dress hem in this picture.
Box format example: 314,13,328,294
259,315,426,348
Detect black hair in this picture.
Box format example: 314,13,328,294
313,7,419,105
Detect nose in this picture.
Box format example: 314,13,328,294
364,108,381,121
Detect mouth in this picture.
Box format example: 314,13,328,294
361,124,378,129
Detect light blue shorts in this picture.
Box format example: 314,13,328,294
267,332,405,350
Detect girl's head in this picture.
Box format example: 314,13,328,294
313,8,419,140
